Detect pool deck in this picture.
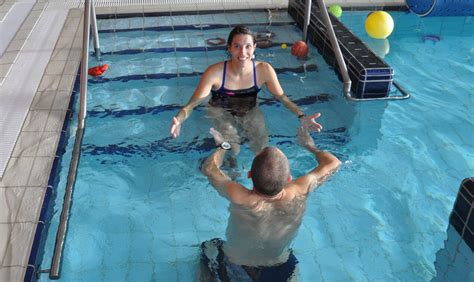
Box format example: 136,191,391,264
0,0,404,280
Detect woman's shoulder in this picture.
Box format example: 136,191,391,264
205,61,226,74
255,61,274,72
203,61,225,77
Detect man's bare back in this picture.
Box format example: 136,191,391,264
224,195,307,266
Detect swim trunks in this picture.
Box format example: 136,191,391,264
209,60,261,117
200,238,298,282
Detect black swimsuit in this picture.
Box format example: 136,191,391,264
209,60,261,117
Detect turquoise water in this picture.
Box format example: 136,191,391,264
38,10,473,281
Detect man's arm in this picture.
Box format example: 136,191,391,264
201,129,250,202
293,127,341,195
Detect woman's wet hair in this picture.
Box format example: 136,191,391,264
226,25,257,58
250,147,290,196
227,25,256,46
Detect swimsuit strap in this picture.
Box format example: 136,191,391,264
219,61,228,91
252,60,259,89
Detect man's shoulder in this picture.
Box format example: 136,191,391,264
226,182,254,205
283,182,310,199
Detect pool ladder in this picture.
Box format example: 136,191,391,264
302,0,410,101
49,0,100,279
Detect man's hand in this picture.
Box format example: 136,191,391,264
297,126,316,150
300,113,322,133
209,128,225,146
170,117,181,138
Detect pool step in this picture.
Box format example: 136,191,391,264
288,0,394,99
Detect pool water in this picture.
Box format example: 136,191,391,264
38,10,473,281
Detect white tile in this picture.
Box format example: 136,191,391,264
68,8,83,19
63,60,79,75
2,222,36,267
37,132,59,157
0,1,34,56
0,223,13,266
63,16,81,30
54,36,74,51
51,91,71,110
68,50,81,62
0,158,35,188
0,266,25,281
0,64,11,79
50,49,69,61
0,188,25,223
71,36,82,50
57,74,75,91
44,110,66,132
95,7,117,16
14,29,30,41
6,40,24,53
16,187,46,222
27,157,53,187
21,15,41,30
11,131,41,157
37,75,61,92
31,91,56,110
44,60,66,75
0,52,17,64
22,110,49,132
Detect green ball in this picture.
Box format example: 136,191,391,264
328,5,342,18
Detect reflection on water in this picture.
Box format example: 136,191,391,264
365,38,390,59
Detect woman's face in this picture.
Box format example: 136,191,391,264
228,34,256,66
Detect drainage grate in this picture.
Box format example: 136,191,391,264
45,0,288,8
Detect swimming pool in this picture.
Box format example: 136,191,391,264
36,9,473,281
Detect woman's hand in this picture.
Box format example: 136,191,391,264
300,113,323,132
170,117,181,138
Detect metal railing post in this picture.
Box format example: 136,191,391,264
90,0,101,59
79,0,90,125
303,0,311,42
316,0,351,95
49,0,91,279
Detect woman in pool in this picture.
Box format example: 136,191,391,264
170,25,321,152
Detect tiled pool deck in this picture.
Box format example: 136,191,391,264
0,0,404,280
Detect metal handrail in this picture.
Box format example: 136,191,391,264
343,80,411,101
90,0,101,59
302,0,311,42
49,0,99,279
315,0,352,95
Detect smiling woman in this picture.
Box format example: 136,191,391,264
170,25,322,153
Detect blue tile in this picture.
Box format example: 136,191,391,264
24,265,36,282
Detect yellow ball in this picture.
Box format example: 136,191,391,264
281,43,287,49
365,11,394,39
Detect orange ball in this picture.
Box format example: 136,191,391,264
291,41,309,58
